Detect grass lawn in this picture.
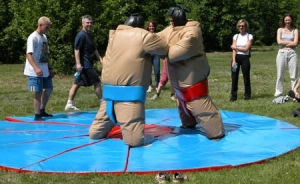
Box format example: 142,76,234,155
0,46,300,183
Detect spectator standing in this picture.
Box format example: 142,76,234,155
146,21,161,93
24,16,54,121
274,13,298,97
230,19,253,101
151,58,176,101
65,15,103,111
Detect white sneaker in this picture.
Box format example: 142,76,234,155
173,172,188,183
171,95,176,101
147,86,152,93
274,92,282,97
151,94,158,100
65,103,80,111
155,172,170,183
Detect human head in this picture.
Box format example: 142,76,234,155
37,16,51,34
146,21,157,33
280,13,296,28
124,13,144,28
81,15,93,33
236,19,249,33
168,6,187,27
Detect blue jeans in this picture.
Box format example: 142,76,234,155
28,76,53,92
150,55,160,87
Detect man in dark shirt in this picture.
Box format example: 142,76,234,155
65,15,103,111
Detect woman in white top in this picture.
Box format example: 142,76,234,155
274,13,298,97
230,19,253,101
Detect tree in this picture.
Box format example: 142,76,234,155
177,0,240,51
2,0,300,72
0,0,12,64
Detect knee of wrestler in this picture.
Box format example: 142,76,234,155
208,132,225,140
200,116,225,140
89,128,106,139
206,126,225,140
123,135,144,147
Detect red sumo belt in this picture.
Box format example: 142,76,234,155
174,79,208,117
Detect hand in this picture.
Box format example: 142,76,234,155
232,61,237,68
35,67,43,76
49,68,55,78
76,63,82,71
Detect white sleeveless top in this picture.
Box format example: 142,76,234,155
233,33,253,55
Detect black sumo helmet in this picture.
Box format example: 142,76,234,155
168,5,189,27
124,13,144,28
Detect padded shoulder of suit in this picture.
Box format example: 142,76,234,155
186,20,200,27
116,25,134,30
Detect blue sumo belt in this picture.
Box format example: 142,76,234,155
103,84,146,125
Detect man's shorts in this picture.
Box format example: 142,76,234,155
74,68,100,87
28,76,53,92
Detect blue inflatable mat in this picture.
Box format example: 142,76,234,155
1,108,300,174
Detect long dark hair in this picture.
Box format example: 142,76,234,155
146,21,157,32
280,13,296,28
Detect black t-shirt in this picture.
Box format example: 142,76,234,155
74,30,96,68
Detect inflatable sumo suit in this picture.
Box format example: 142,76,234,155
89,14,168,147
158,6,225,139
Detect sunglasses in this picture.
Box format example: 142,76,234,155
238,25,245,28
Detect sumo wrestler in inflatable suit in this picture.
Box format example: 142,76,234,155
158,6,225,139
89,13,168,147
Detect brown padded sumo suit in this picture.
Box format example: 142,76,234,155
158,20,225,139
89,24,168,147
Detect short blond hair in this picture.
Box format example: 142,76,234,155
236,19,249,30
38,16,51,25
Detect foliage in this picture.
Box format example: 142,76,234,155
189,0,240,51
1,0,300,72
0,0,12,64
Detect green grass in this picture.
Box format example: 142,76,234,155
0,46,300,183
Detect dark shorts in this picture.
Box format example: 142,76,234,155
74,68,100,87
28,76,53,92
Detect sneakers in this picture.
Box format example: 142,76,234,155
155,172,188,183
65,103,80,111
151,94,176,101
41,112,53,117
147,86,153,93
173,172,188,183
151,94,158,100
34,115,45,121
155,172,170,183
